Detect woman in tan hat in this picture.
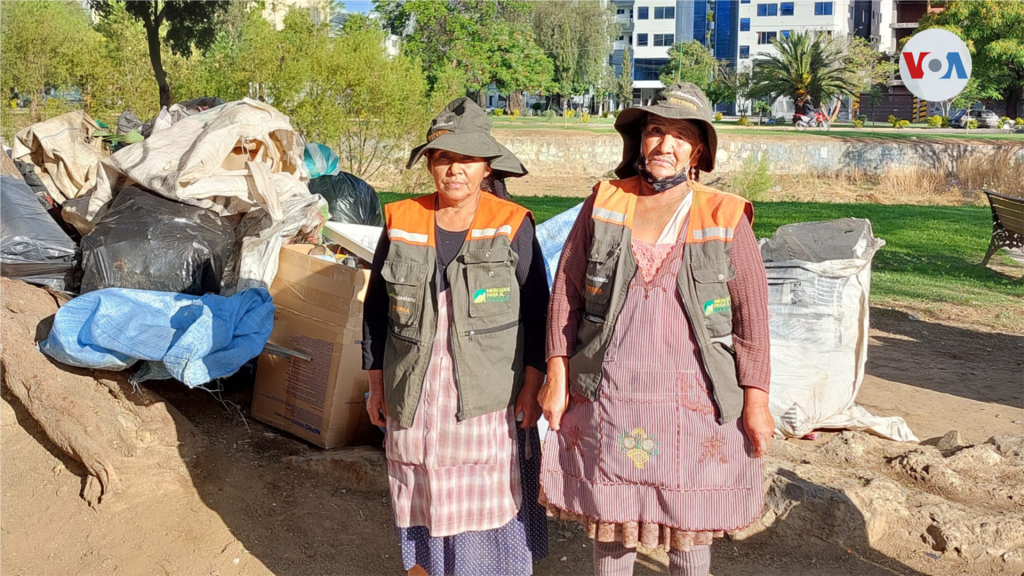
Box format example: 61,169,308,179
537,83,774,576
362,98,549,576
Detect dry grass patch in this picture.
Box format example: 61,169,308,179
956,149,1024,198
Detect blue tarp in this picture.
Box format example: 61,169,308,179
39,287,275,387
535,202,583,289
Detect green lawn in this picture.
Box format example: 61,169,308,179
489,116,1024,141
378,193,1024,331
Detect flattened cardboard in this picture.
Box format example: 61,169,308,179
252,245,375,449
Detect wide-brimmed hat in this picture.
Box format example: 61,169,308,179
613,82,717,179
406,98,527,177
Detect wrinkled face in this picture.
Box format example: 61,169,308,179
428,149,492,204
640,116,704,179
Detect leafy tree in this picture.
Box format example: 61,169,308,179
92,2,192,119
618,48,634,110
487,12,555,112
375,0,551,108
918,1,1024,119
659,40,718,90
751,30,859,108
840,35,897,95
0,1,103,120
90,0,231,108
951,77,1002,112
532,0,617,112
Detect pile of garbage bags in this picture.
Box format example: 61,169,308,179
2,97,380,389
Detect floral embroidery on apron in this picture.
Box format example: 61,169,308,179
618,427,661,469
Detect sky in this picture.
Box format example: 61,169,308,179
345,1,374,14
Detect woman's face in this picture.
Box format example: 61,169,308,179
429,150,492,204
640,117,703,179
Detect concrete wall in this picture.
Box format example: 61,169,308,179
492,129,1024,180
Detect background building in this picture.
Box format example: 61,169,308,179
610,0,739,108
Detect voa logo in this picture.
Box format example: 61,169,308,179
899,29,972,102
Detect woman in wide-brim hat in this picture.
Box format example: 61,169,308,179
363,97,549,576
537,83,774,576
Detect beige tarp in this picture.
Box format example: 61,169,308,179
62,98,325,295
11,111,106,203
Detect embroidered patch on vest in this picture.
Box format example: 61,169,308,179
703,297,732,316
617,427,660,469
472,287,511,303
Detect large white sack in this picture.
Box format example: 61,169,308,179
65,98,309,230
761,218,917,442
12,110,107,203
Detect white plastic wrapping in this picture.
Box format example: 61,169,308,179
760,218,917,442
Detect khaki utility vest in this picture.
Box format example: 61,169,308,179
570,176,753,424
381,193,531,427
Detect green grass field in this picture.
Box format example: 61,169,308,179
378,193,1024,331
489,116,1024,141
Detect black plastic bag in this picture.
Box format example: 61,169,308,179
80,187,234,295
0,176,78,290
308,172,384,226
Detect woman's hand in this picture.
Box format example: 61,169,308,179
741,387,774,458
366,370,387,427
515,366,545,429
538,356,570,431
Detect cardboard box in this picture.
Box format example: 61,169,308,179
252,244,377,449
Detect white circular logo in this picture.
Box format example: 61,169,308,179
899,29,972,101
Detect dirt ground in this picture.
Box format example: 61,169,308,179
2,298,1021,576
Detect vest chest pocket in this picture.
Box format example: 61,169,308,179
463,249,516,320
584,241,618,318
381,261,428,328
692,259,736,338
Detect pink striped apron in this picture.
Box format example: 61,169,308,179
540,234,764,535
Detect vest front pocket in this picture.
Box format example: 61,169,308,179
691,258,736,338
584,241,618,318
462,249,516,321
381,261,428,329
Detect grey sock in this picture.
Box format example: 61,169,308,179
592,540,637,576
668,544,711,576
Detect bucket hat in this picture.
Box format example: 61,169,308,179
613,82,717,179
407,98,527,177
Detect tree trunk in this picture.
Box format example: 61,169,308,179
474,89,487,109
507,91,525,113
143,17,173,108
1005,83,1021,122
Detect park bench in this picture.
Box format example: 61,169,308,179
981,190,1024,266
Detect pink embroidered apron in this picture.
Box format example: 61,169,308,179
540,232,764,539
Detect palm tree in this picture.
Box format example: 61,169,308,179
750,31,859,109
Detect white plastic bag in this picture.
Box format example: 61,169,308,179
760,218,917,442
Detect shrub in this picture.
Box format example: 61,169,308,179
493,108,504,117
896,120,910,129
852,119,864,128
714,112,723,122
737,116,749,126
941,116,951,128
565,109,576,118
927,115,943,128
544,109,555,122
510,109,520,121
1016,117,1024,127
1001,116,1013,128
581,112,591,123
888,115,899,127
531,102,543,112
967,119,979,130
601,110,610,118
730,156,772,202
